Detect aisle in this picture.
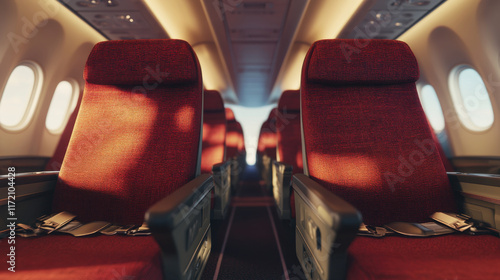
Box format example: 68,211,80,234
201,165,300,280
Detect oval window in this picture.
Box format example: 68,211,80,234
419,84,445,133
449,66,494,131
45,80,79,134
0,62,43,130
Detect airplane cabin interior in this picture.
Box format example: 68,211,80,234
1,0,500,279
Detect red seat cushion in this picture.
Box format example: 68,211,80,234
53,39,203,225
348,235,500,279
201,90,227,173
301,39,456,226
0,235,162,279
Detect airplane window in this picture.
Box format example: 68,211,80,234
449,66,495,131
0,62,43,130
419,84,445,133
45,80,79,134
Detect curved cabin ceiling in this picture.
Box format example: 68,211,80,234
58,0,445,107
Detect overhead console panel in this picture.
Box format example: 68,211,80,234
344,0,446,39
204,0,309,107
58,0,168,40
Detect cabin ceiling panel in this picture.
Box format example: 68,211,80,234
344,0,446,39
59,0,167,40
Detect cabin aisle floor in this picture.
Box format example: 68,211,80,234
202,165,302,280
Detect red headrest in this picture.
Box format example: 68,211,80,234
278,90,300,112
84,39,199,85
268,108,278,120
204,90,225,112
304,39,419,85
225,108,236,122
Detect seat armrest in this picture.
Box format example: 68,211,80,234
450,156,500,174
146,173,213,280
272,161,293,219
0,171,59,231
292,174,362,280
212,161,231,219
448,172,500,230
0,156,51,174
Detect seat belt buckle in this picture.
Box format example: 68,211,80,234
39,212,77,234
358,223,387,238
431,212,473,232
127,223,151,236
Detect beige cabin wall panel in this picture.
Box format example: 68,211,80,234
0,0,104,157
400,0,500,156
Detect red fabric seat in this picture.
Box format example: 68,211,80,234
257,109,278,160
225,108,244,159
277,90,303,174
300,39,500,278
0,39,204,279
201,90,227,173
276,90,302,218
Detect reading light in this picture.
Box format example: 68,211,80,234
375,11,391,23
394,22,404,28
106,0,119,7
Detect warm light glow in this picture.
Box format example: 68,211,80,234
175,105,195,132
193,43,229,95
226,131,241,148
280,43,310,91
258,133,277,153
308,153,382,188
225,104,276,165
200,146,225,173
202,123,225,143
296,150,303,169
305,0,365,40
61,91,159,190
201,122,226,173
143,0,197,40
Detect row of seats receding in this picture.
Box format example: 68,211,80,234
261,39,500,279
0,39,245,280
2,37,500,280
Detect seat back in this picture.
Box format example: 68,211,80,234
201,90,227,173
225,108,244,159
277,90,302,174
45,101,81,171
53,39,203,225
257,108,278,160
300,39,456,225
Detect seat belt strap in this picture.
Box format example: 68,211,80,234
430,212,473,232
357,212,490,238
16,211,150,237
